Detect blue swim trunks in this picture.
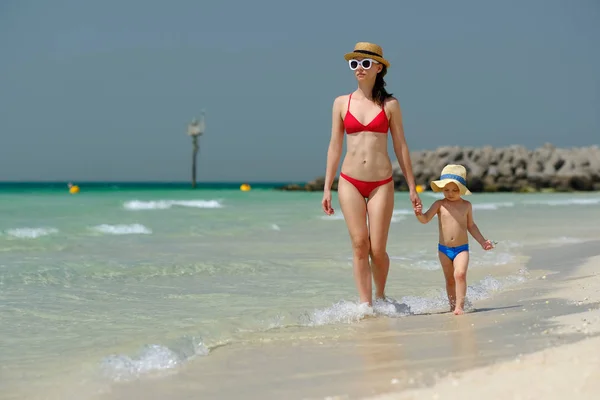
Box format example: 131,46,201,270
438,243,469,261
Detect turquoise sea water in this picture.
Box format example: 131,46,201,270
1,183,599,399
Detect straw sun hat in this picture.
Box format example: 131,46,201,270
430,164,472,195
344,42,390,68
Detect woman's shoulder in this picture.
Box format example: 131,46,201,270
383,96,401,114
335,93,352,101
332,93,352,109
383,96,400,107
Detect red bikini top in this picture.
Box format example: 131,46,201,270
343,93,389,134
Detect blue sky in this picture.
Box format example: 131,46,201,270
0,0,598,182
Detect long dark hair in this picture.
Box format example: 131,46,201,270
372,66,393,106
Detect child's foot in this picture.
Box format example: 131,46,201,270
453,308,465,315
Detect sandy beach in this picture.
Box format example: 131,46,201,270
368,252,600,400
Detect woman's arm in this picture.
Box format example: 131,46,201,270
388,99,417,192
324,96,345,191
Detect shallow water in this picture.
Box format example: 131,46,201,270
1,187,599,398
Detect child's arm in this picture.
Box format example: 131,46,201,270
415,200,442,224
466,202,493,250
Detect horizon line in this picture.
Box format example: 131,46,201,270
0,180,305,185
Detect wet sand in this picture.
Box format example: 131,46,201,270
370,250,600,400
84,240,600,400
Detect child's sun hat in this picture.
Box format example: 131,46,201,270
430,164,472,195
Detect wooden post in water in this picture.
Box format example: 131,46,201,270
187,111,205,189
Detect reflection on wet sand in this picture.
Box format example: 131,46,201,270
350,310,479,395
447,314,480,371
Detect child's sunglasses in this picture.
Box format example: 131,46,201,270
348,58,379,71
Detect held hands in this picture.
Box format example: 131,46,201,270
414,203,423,216
322,190,335,216
410,189,422,212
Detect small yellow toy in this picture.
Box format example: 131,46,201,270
68,183,80,194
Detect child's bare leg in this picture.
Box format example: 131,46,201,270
438,252,456,311
452,251,470,315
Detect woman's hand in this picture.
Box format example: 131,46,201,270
322,190,335,215
414,203,423,215
409,189,421,210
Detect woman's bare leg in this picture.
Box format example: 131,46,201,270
338,178,372,305
366,181,395,300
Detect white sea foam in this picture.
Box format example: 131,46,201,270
303,270,527,323
472,202,515,210
397,271,528,315
422,192,444,199
548,236,585,244
389,245,520,271
320,212,405,223
389,255,441,271
92,224,152,235
124,199,223,210
524,198,600,207
392,208,413,216
394,201,514,215
4,227,58,239
101,342,209,382
320,214,345,221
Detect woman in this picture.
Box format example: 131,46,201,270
321,42,421,306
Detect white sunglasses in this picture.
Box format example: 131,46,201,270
348,58,380,70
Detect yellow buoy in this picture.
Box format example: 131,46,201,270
416,184,425,193
240,183,251,192
68,183,80,194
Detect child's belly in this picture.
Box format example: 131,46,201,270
437,219,469,246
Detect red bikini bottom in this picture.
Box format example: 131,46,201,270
340,172,393,198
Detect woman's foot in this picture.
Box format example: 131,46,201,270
453,308,465,315
375,294,386,302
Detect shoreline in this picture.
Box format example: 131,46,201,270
87,240,600,400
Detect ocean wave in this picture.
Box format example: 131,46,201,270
3,227,58,239
422,192,444,199
472,202,515,210
548,236,586,244
320,213,406,223
301,298,411,326
91,224,152,235
102,340,210,382
523,198,600,207
389,255,441,271
394,202,514,214
389,245,520,271
393,270,528,315
123,199,223,210
320,214,345,220
472,250,518,267
303,270,528,322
